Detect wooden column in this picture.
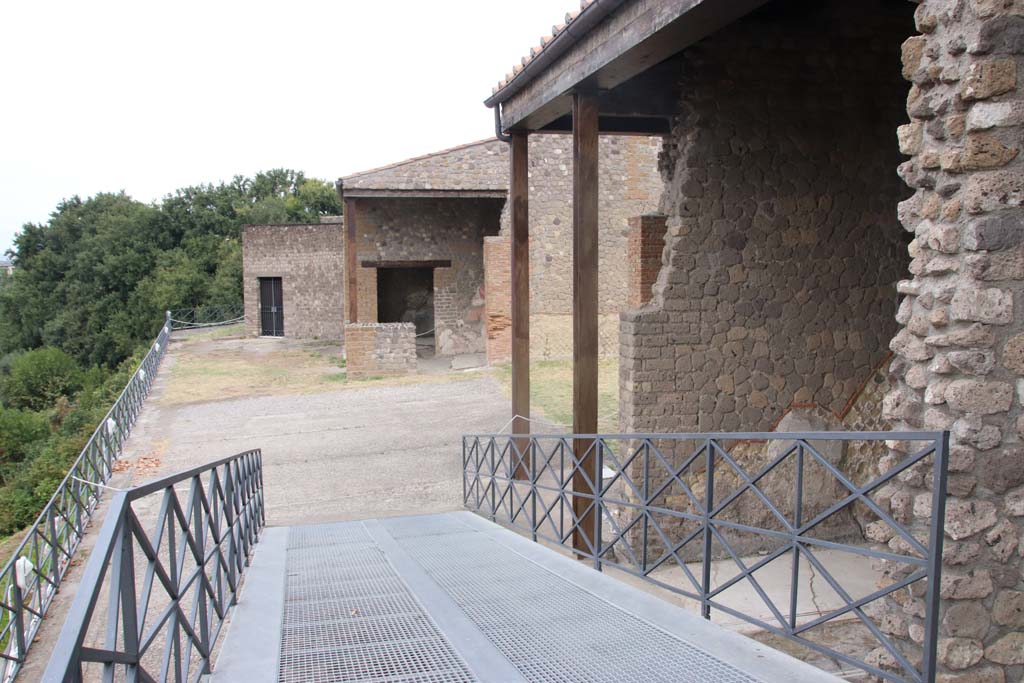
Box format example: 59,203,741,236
510,131,531,480
571,91,600,557
344,198,358,322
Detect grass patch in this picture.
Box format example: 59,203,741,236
162,339,486,405
494,358,619,432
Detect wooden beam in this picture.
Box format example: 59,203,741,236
345,198,358,322
572,91,599,558
360,260,452,269
510,131,530,480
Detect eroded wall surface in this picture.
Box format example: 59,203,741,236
620,4,912,434
242,223,345,339
351,197,504,356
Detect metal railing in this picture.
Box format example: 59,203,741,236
463,431,949,683
0,315,173,682
43,449,264,683
168,305,243,331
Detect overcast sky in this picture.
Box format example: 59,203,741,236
0,0,570,254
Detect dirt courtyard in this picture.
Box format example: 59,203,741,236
131,327,510,526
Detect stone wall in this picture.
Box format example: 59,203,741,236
242,223,345,339
487,134,662,361
620,3,912,435
344,323,416,380
879,1,1024,679
350,197,503,356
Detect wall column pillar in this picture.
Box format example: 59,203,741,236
510,131,531,480
344,198,358,323
572,91,600,557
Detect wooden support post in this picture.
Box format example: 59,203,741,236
345,198,358,322
571,91,599,558
511,131,531,480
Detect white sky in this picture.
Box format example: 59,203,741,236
0,0,571,253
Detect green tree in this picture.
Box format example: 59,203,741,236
0,347,83,411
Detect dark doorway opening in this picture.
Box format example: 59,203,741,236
377,267,434,354
259,277,284,337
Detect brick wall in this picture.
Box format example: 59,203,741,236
344,323,416,380
242,223,345,339
627,215,668,308
483,236,512,363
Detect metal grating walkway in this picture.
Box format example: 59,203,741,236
214,512,843,683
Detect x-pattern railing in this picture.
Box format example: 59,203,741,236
168,305,244,331
44,449,264,683
0,315,172,683
463,431,949,683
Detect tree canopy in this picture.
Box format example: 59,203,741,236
0,170,340,367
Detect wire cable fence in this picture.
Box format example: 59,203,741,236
0,314,173,683
168,304,244,331
463,430,949,683
43,449,264,683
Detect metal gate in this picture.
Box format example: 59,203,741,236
259,277,284,336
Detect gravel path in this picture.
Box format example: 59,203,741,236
17,333,509,681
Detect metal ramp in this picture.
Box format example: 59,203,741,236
214,512,840,683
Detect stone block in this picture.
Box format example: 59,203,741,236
962,59,1017,100
968,100,1024,130
993,590,1024,626
961,133,1020,170
944,499,999,540
951,287,1013,325
984,632,1024,664
965,170,1024,213
945,379,1014,414
943,600,992,639
938,637,985,670
963,212,1024,251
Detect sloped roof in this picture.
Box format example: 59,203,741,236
340,139,509,195
491,0,597,97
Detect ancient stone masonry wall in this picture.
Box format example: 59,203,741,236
352,197,503,356
344,323,416,380
242,223,345,339
879,1,1024,679
496,134,663,360
620,5,911,435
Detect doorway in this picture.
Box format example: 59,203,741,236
259,277,284,337
376,267,434,354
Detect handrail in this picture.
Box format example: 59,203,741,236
0,313,174,683
462,430,949,683
43,449,265,683
168,305,243,331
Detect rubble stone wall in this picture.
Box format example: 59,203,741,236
620,4,912,435
879,0,1024,679
344,323,416,380
350,197,504,356
242,223,345,339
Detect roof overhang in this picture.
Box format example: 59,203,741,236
487,0,769,133
340,189,508,200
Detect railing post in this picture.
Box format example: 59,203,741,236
922,432,950,683
642,439,650,574
593,439,603,572
701,439,714,620
530,438,538,542
11,580,27,663
789,442,804,633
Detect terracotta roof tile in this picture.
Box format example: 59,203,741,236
491,1,596,97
